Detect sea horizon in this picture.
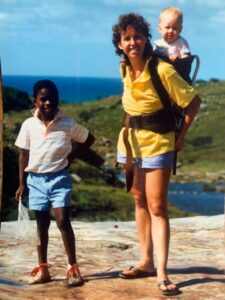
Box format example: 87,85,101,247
2,74,123,103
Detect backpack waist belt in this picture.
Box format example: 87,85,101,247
123,109,175,134
122,109,176,192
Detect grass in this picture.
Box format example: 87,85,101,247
3,80,225,221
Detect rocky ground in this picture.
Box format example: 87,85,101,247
0,215,224,300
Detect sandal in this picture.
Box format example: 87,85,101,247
29,263,52,285
119,266,156,279
66,263,84,287
157,280,180,296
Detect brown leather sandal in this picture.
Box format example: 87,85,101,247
119,266,156,279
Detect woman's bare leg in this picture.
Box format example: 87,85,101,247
130,165,155,271
145,167,176,291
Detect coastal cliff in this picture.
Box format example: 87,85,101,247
0,215,224,299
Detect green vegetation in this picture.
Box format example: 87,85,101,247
2,80,225,222
177,81,225,172
60,81,225,175
3,86,32,112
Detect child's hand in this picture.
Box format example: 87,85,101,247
169,53,180,62
15,185,25,201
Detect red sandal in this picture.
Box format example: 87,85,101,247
29,263,52,285
66,263,84,287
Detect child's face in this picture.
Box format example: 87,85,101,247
34,88,58,120
158,12,182,44
118,26,147,61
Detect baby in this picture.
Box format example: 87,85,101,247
154,7,191,61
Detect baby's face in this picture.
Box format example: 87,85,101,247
158,12,182,44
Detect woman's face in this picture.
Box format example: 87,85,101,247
118,26,147,61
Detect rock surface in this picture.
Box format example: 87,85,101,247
0,215,224,300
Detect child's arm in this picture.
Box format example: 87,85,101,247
67,132,95,167
15,149,29,201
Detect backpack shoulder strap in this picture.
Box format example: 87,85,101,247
148,55,172,109
120,60,127,79
121,56,173,110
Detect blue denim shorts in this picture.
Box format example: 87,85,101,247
117,151,174,169
27,169,72,211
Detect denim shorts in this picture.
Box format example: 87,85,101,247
117,151,174,169
27,169,72,211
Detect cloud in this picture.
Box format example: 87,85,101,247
0,0,83,43
31,0,78,20
0,12,8,21
210,9,225,25
195,0,225,8
0,0,132,45
102,0,168,6
1,0,225,78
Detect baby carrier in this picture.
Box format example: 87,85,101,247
122,54,200,191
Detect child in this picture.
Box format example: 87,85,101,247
15,79,95,286
154,7,190,61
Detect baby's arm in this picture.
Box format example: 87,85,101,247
169,37,191,61
169,52,191,61
67,132,95,167
15,149,29,201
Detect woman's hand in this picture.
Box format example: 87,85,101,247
175,134,185,151
175,96,201,151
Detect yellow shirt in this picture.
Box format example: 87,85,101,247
118,57,196,158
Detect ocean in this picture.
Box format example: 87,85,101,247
2,75,123,103
168,182,224,216
117,175,224,216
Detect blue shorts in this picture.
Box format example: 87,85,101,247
27,169,72,211
117,151,174,169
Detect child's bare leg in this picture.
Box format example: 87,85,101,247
54,207,83,286
35,210,51,264
54,206,76,265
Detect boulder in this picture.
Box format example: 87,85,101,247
0,215,224,299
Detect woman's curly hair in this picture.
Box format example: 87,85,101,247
112,13,153,63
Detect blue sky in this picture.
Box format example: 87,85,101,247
1,0,225,80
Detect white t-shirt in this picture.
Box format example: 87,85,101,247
15,110,89,173
153,36,190,58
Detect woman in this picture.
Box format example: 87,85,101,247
112,13,201,296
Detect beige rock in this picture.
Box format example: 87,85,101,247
0,215,224,300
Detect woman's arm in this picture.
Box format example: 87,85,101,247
175,95,201,151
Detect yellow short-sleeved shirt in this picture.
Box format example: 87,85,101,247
118,57,197,158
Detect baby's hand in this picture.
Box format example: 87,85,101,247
169,53,181,62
